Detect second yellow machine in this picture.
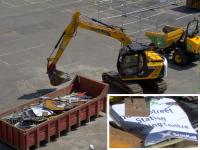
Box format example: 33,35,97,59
145,19,200,66
47,11,168,93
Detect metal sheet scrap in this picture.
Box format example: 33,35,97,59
3,92,92,129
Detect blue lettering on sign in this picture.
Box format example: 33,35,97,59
145,130,198,146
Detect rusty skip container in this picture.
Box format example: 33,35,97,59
186,0,200,9
0,75,109,150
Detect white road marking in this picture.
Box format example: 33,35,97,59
60,8,73,13
121,11,165,26
127,22,166,35
1,0,17,8
105,44,115,50
54,0,82,8
23,0,51,4
0,35,27,45
14,60,32,66
127,26,154,35
115,0,144,8
14,57,42,66
167,11,182,17
127,17,191,35
33,5,54,12
176,14,193,20
0,0,82,19
0,44,45,57
99,0,182,20
22,0,31,4
0,59,10,65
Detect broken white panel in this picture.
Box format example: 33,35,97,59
110,98,198,146
31,106,54,117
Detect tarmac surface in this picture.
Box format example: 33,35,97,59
0,0,199,149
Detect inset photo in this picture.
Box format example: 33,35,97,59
109,96,198,148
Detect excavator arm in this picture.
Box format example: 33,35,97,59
79,18,132,46
46,11,167,94
47,11,133,86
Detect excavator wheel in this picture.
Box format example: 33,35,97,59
102,71,117,83
102,71,143,94
126,83,143,94
148,79,167,94
172,50,188,66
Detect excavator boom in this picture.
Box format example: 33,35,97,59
46,11,167,94
47,11,133,86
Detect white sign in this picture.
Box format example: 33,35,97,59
110,98,198,146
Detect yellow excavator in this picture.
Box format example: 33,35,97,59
47,11,168,93
145,19,200,66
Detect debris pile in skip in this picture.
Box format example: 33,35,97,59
3,92,92,129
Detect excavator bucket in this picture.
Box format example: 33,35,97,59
47,69,71,86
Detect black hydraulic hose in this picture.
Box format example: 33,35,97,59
48,30,68,63
55,31,65,49
48,31,65,59
91,18,114,29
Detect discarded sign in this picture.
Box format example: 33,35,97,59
31,105,54,117
110,97,198,146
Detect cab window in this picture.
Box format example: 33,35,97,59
121,54,144,77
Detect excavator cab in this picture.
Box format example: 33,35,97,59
117,42,147,78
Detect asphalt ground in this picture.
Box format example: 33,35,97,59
0,0,199,149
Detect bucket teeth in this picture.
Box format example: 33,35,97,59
48,69,71,86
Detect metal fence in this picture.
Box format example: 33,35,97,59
77,0,198,41
89,0,198,41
